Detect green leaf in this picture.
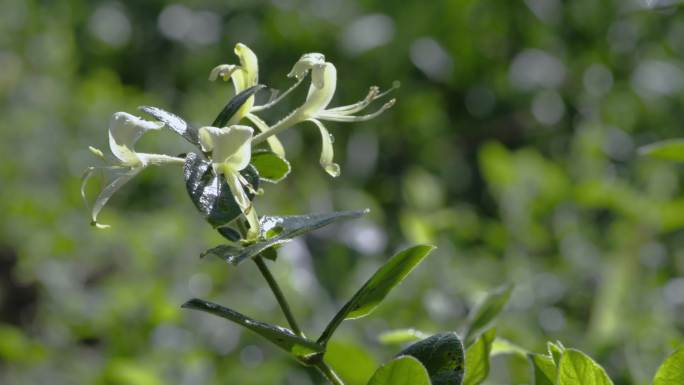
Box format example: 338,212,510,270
212,85,265,127
182,298,323,356
201,209,369,265
251,149,291,183
558,349,614,385
139,105,199,145
378,329,430,345
183,152,259,228
638,139,684,161
463,284,513,347
318,245,435,345
397,332,465,385
528,353,557,385
326,340,379,385
653,346,684,385
490,338,528,358
463,328,496,385
367,356,431,385
548,341,565,366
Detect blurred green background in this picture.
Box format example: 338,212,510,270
2,0,684,384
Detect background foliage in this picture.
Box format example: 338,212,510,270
1,0,684,384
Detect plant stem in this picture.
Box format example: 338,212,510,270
253,255,303,336
314,360,346,385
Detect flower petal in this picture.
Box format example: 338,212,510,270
234,43,258,88
308,119,340,177
108,112,163,166
287,52,326,80
209,64,238,82
223,168,260,240
246,113,286,157
82,166,143,228
198,125,254,171
299,62,337,117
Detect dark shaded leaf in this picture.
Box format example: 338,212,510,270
367,356,431,385
318,245,435,345
201,209,369,265
463,328,496,385
182,298,323,356
251,149,291,183
183,152,259,228
463,284,513,347
397,332,465,385
217,226,241,242
213,85,265,127
139,105,199,145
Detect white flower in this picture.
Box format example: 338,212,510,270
198,125,260,240
83,112,184,228
251,53,396,177
209,43,285,157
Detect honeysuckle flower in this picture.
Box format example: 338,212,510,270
209,43,285,157
198,125,260,240
82,112,184,228
251,53,396,177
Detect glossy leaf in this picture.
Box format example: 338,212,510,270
251,149,291,183
139,105,199,145
212,85,265,127
528,353,556,385
182,298,323,356
183,152,259,228
378,329,430,345
463,328,496,385
202,209,369,265
638,139,684,162
653,347,684,385
318,245,435,345
463,284,513,346
367,356,431,385
558,349,614,385
397,332,465,385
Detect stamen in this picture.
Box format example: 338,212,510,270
317,99,396,123
251,76,305,112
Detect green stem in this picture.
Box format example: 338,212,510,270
253,255,303,336
314,360,346,385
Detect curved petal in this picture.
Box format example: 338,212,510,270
234,43,258,88
199,125,254,170
108,112,163,166
82,166,143,228
224,168,260,240
246,113,286,157
287,52,326,80
209,64,238,81
308,119,340,177
298,62,337,118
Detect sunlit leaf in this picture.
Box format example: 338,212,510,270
367,356,431,385
182,298,323,356
548,341,565,366
251,149,291,183
490,338,528,357
463,328,496,385
318,245,435,345
558,349,614,385
378,329,430,345
183,152,259,228
639,139,684,161
212,85,265,127
326,340,378,385
652,346,684,385
463,284,513,346
139,105,199,145
201,209,369,265
397,332,465,385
